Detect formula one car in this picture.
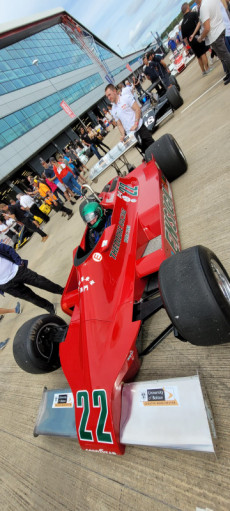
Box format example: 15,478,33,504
13,134,230,455
169,45,195,75
140,78,183,133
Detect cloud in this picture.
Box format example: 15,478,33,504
128,14,155,45
0,0,184,56
125,0,146,16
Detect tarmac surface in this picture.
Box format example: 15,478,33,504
1,55,230,511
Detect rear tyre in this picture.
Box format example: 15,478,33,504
145,134,187,181
169,75,180,91
158,246,230,346
13,314,67,374
166,85,183,109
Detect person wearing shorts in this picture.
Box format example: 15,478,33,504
181,2,211,75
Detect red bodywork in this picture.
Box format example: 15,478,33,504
174,54,186,73
60,160,180,455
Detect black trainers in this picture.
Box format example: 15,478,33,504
67,212,74,220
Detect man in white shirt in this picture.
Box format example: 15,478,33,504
17,193,50,223
105,84,154,154
196,0,230,84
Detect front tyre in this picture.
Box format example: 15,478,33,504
169,75,180,91
13,314,67,373
145,134,187,182
158,246,230,346
166,84,183,109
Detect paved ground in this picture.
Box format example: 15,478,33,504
1,56,230,511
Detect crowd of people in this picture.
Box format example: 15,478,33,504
168,0,230,82
0,121,117,326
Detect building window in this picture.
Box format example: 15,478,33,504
0,24,94,96
0,73,103,149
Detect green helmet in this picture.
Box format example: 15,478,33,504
81,201,104,229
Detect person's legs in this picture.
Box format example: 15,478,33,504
201,53,210,72
96,143,107,154
62,173,81,195
69,174,82,195
15,266,63,294
197,56,205,73
0,303,21,315
91,144,102,160
212,31,230,76
0,282,55,313
54,187,65,203
30,204,50,223
0,306,17,314
59,203,73,216
225,36,230,53
161,72,171,88
24,219,48,241
97,140,110,150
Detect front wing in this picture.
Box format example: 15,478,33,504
34,375,215,454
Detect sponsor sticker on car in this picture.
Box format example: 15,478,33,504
140,386,180,407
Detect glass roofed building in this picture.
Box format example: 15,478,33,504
0,8,143,190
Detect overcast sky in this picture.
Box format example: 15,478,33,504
0,0,184,54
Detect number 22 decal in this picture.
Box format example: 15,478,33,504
77,389,113,444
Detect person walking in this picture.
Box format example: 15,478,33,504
17,193,50,224
0,243,63,314
0,203,49,243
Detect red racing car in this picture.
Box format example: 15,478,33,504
13,134,230,455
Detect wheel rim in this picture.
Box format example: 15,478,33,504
35,323,59,360
211,259,230,303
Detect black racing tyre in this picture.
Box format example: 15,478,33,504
169,75,180,91
166,84,183,109
145,134,187,182
13,314,67,374
158,246,230,346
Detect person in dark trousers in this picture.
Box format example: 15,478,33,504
0,203,49,242
80,127,102,160
147,50,171,88
16,193,50,223
32,179,74,220
0,243,64,314
105,84,154,155
142,56,165,95
86,126,110,154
